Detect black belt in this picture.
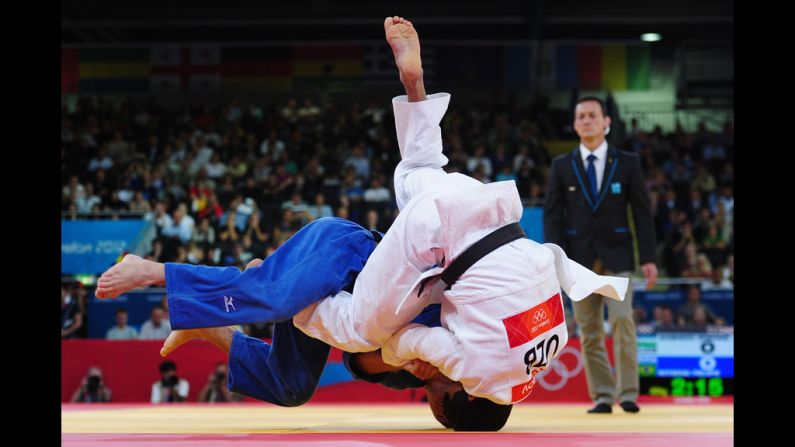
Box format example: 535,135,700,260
440,222,527,289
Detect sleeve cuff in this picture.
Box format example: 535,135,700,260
226,331,247,393
391,92,450,104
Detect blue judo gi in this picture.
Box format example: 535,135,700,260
163,217,440,405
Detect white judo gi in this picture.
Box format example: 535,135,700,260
294,92,628,404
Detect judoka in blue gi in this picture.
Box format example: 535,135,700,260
97,217,455,427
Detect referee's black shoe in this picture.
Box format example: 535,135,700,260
587,403,613,413
619,401,640,413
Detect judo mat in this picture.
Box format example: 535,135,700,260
62,399,733,446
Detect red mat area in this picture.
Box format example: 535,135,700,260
63,432,732,447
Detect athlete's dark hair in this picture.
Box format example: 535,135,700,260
442,390,513,431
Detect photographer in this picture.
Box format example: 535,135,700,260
198,363,242,402
71,367,112,403
150,360,190,403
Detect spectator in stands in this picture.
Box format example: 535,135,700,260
260,130,286,159
701,268,733,290
684,306,712,330
200,191,224,222
344,143,371,181
71,367,112,403
88,145,114,172
190,179,213,216
298,98,321,120
673,223,697,267
106,307,139,340
139,306,172,340
702,136,727,174
467,146,492,178
719,162,734,187
632,305,648,326
107,130,131,163
151,361,189,403
244,213,270,255
175,245,189,263
239,234,255,265
129,191,152,213
690,165,717,199
76,183,102,213
198,363,243,402
192,218,216,248
364,209,384,233
701,222,728,267
471,163,492,184
524,182,544,207
216,175,236,207
282,192,311,219
490,144,510,176
153,202,173,236
714,201,733,247
205,153,226,180
363,175,392,207
668,156,694,199
682,253,712,280
156,296,170,325
341,169,364,201
218,210,241,253
146,239,165,263
722,254,734,284
512,145,535,173
307,192,333,220
710,185,734,216
684,190,709,223
233,197,257,232
650,305,676,330
676,285,725,327
73,283,90,339
239,177,262,205
61,284,83,339
514,158,535,200
162,203,195,244
226,154,249,179
495,165,516,183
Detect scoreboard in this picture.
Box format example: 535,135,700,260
638,330,734,397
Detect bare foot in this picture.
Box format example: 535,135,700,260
95,254,165,299
245,258,264,270
161,326,237,357
160,328,210,357
384,16,423,84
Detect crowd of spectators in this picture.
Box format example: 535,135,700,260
62,95,733,339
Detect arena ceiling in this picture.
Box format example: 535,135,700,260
62,0,733,46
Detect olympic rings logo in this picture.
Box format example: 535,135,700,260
535,346,584,391
532,310,547,324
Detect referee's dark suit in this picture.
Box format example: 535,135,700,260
544,132,657,413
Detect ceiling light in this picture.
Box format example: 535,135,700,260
641,33,662,42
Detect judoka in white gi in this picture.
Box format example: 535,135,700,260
95,16,628,431
293,16,628,410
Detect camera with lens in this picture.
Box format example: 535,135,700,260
87,375,101,391
161,376,179,389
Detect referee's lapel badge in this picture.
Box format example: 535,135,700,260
611,182,621,194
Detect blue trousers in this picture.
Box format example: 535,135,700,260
163,217,440,406
229,305,441,406
165,217,377,329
